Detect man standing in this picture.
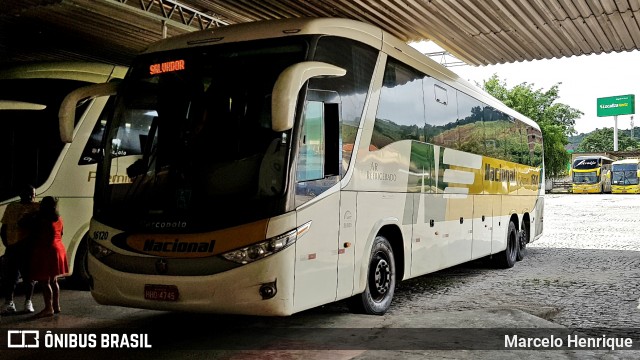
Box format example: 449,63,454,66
1,184,39,314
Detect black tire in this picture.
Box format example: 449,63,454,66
347,235,396,315
516,224,528,261
68,236,90,290
494,221,517,269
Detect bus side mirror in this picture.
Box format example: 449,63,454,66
271,61,346,132
59,82,119,143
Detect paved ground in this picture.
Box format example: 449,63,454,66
381,193,640,330
1,194,640,359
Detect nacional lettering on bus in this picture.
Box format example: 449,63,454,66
483,163,540,186
143,239,215,254
484,163,517,183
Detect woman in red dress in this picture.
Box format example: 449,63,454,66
29,196,68,317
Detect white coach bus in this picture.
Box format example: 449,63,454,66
0,62,127,287
62,18,544,315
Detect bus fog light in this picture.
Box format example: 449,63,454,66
259,281,277,299
89,241,114,259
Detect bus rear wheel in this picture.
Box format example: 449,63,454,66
493,221,517,269
348,235,396,315
516,225,528,261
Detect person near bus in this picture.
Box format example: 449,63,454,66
0,184,39,314
28,196,68,318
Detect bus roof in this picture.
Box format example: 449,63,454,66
142,17,540,132
612,158,640,164
574,155,614,162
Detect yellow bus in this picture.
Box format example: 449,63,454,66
0,63,126,287
61,18,544,316
570,155,613,194
611,158,640,194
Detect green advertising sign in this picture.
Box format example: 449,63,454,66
597,94,635,117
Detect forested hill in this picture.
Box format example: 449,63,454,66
568,127,640,152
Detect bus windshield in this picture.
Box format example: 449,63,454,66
94,37,308,232
0,78,92,200
572,171,598,184
612,163,639,185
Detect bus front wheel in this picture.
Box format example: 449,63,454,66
68,236,90,290
348,235,396,315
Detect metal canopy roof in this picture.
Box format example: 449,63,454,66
1,0,640,67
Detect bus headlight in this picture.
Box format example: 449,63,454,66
221,221,311,264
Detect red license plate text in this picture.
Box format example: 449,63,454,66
144,284,179,301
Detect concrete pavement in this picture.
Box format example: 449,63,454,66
1,286,637,359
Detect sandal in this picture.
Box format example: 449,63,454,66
33,310,54,319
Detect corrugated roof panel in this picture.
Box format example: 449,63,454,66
506,0,569,58
379,1,441,41
2,0,640,66
600,0,620,14
234,1,294,18
619,8,640,48
530,0,587,55
499,30,533,61
584,15,615,52
628,11,640,48
431,0,482,36
602,12,626,50
485,32,526,63
558,0,588,18
568,17,600,54
561,17,594,55
347,0,412,41
459,0,534,62
413,0,495,65
519,1,576,57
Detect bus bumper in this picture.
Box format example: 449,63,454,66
612,186,640,194
88,246,296,316
572,185,602,193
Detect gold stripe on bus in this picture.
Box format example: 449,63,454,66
124,219,269,258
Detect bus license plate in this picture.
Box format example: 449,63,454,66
144,284,179,301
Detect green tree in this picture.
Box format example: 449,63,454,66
577,128,640,152
482,75,582,178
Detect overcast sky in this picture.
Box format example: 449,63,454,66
410,41,640,135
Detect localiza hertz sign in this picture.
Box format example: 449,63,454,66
596,94,635,117
6,330,152,349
